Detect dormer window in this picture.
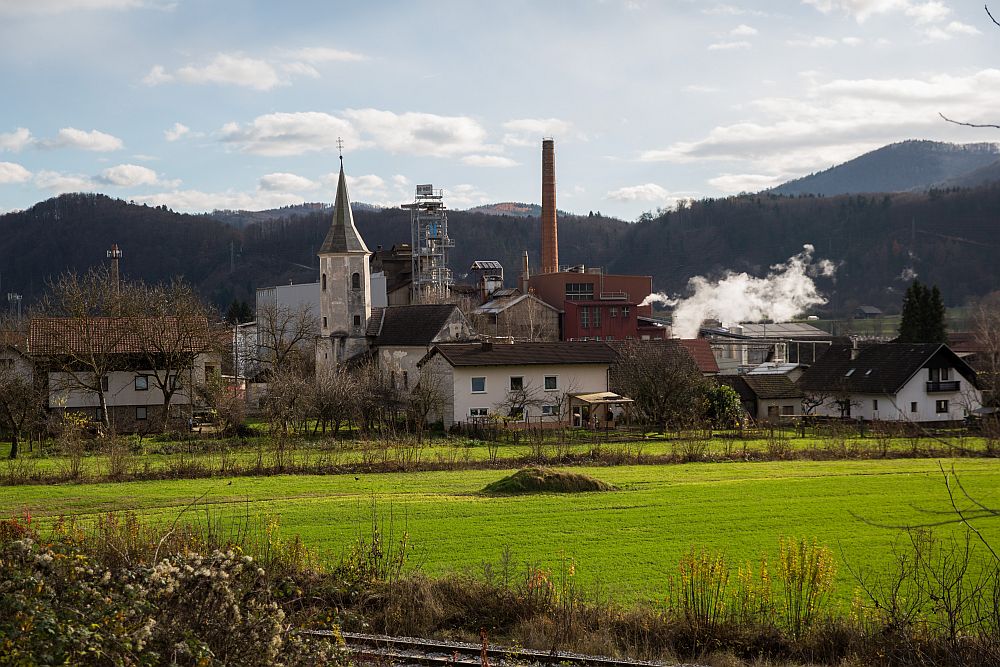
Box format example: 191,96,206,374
351,272,361,289
845,369,855,377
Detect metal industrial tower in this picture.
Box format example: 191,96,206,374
403,184,454,301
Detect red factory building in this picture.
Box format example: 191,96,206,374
524,138,668,342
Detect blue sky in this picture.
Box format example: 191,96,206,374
0,0,997,218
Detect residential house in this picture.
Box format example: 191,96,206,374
419,341,617,428
29,317,216,431
719,374,804,423
367,304,475,389
797,342,981,422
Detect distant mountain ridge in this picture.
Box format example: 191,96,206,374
772,140,1000,196
467,202,542,217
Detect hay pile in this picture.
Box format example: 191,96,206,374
483,466,616,495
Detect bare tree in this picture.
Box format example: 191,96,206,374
310,366,354,436
973,291,1000,408
610,340,710,432
33,268,132,429
122,280,217,431
255,301,318,373
0,342,44,459
405,373,445,442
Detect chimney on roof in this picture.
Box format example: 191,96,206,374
541,138,558,274
850,338,860,360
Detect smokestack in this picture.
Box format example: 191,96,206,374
521,250,530,292
541,138,558,274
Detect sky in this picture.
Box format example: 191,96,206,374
0,0,998,219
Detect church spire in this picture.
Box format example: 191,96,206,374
319,155,369,255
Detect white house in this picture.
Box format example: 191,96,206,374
798,342,981,422
418,341,617,428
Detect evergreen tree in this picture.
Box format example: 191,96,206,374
898,280,947,343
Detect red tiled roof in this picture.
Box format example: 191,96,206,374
29,317,212,356
678,338,720,374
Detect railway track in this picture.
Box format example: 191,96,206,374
298,630,708,667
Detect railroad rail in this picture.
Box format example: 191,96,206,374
298,630,708,667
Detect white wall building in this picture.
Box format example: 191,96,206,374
419,341,616,428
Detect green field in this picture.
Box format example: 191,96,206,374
3,458,998,607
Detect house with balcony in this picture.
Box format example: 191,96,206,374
796,342,981,422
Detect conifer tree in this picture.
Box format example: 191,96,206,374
898,280,947,343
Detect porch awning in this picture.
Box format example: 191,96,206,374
571,391,634,405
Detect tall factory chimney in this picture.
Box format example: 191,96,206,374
541,138,559,274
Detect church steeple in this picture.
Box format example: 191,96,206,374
319,162,370,255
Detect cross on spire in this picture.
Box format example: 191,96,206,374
337,136,344,163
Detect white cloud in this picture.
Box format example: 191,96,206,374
392,174,410,187
45,127,123,151
344,174,389,201
708,40,752,50
462,154,519,168
34,170,95,193
443,183,491,209
787,35,839,47
280,61,320,78
0,0,159,15
684,84,721,93
259,172,318,191
802,0,962,33
149,53,284,91
344,108,489,157
164,122,190,142
285,47,366,63
0,162,32,184
606,183,672,202
97,163,160,187
132,189,305,213
730,24,758,36
945,20,980,35
708,173,789,193
219,111,359,157
640,68,1000,176
703,4,767,16
0,128,33,152
502,117,573,146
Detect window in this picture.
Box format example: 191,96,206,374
845,369,856,377
509,376,524,391
101,375,109,392
609,306,618,318
936,399,949,414
605,335,614,341
322,273,327,291
580,306,590,329
205,365,217,377
134,375,149,391
471,376,486,393
508,406,524,420
351,272,361,289
781,405,795,415
873,399,879,411
135,406,147,421
565,282,594,301
403,371,409,390
469,407,488,419
542,404,559,416
544,375,558,390
592,306,601,328
353,315,361,326
169,375,182,390
622,306,629,318
911,401,918,413
928,367,951,382
323,316,328,328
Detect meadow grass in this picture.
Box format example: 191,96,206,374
3,457,998,609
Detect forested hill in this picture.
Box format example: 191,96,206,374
772,140,1000,196
2,186,999,315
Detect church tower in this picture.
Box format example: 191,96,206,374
316,157,371,371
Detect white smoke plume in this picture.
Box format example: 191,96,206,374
663,244,836,339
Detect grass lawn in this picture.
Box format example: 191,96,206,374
3,458,998,608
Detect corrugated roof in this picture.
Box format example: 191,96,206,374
798,342,977,394
374,304,463,347
319,163,370,255
427,341,616,367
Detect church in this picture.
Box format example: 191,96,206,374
315,158,474,379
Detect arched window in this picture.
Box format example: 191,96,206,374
351,272,361,289
321,273,327,290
